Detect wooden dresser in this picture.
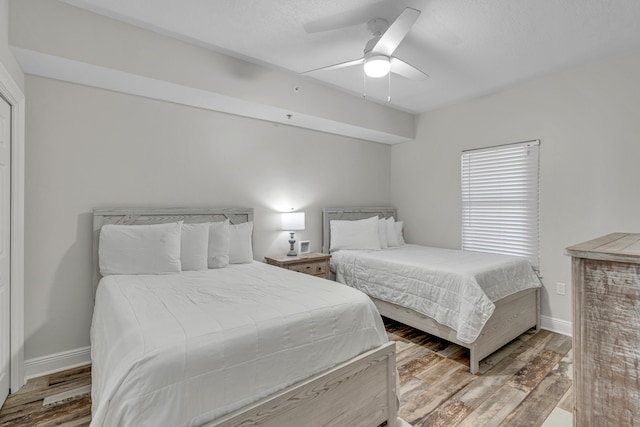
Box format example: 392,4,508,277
566,233,640,427
264,252,331,279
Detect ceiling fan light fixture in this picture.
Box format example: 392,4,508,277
364,55,391,78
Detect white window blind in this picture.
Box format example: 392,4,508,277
461,140,540,270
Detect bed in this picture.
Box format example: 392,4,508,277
322,207,541,374
91,207,398,427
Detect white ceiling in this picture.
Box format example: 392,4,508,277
60,0,640,114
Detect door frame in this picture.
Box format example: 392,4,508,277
0,60,25,393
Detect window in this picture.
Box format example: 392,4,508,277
461,140,540,270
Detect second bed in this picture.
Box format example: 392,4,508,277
323,207,541,374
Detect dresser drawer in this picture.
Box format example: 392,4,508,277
289,261,327,275
584,259,640,292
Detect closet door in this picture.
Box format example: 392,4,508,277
0,95,11,405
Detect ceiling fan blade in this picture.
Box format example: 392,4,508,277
302,57,364,75
371,7,421,56
390,57,429,80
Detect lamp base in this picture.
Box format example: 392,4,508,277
287,232,297,256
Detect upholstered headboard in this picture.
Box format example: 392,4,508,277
322,207,397,254
92,207,253,291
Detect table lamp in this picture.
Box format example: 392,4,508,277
281,211,305,256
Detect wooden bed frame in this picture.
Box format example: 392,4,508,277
92,207,398,427
323,207,540,374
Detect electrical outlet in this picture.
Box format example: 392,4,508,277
556,282,566,296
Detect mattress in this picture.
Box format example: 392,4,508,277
331,245,540,344
90,262,388,427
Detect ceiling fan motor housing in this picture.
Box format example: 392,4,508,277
365,18,389,55
367,18,389,37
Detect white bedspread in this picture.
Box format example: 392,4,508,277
331,245,540,344
90,262,388,427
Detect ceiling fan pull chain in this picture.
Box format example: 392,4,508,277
363,72,367,100
387,71,391,102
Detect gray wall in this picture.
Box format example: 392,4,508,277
0,0,23,89
391,48,640,326
24,75,391,359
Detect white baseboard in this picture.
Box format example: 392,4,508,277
540,315,572,337
24,346,91,380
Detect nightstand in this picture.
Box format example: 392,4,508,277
264,252,331,279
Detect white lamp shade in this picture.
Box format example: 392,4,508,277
281,212,305,231
364,55,391,78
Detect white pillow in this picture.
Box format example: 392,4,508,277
386,217,400,247
330,216,381,253
208,220,230,268
395,221,406,245
180,223,209,271
229,221,254,264
99,221,182,275
378,218,388,249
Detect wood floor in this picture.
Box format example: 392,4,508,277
386,319,573,427
0,319,572,427
0,365,91,426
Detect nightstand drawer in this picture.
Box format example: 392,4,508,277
289,261,327,275
264,253,331,280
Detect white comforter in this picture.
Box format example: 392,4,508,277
90,262,388,427
331,245,540,344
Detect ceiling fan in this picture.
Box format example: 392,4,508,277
303,7,429,81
